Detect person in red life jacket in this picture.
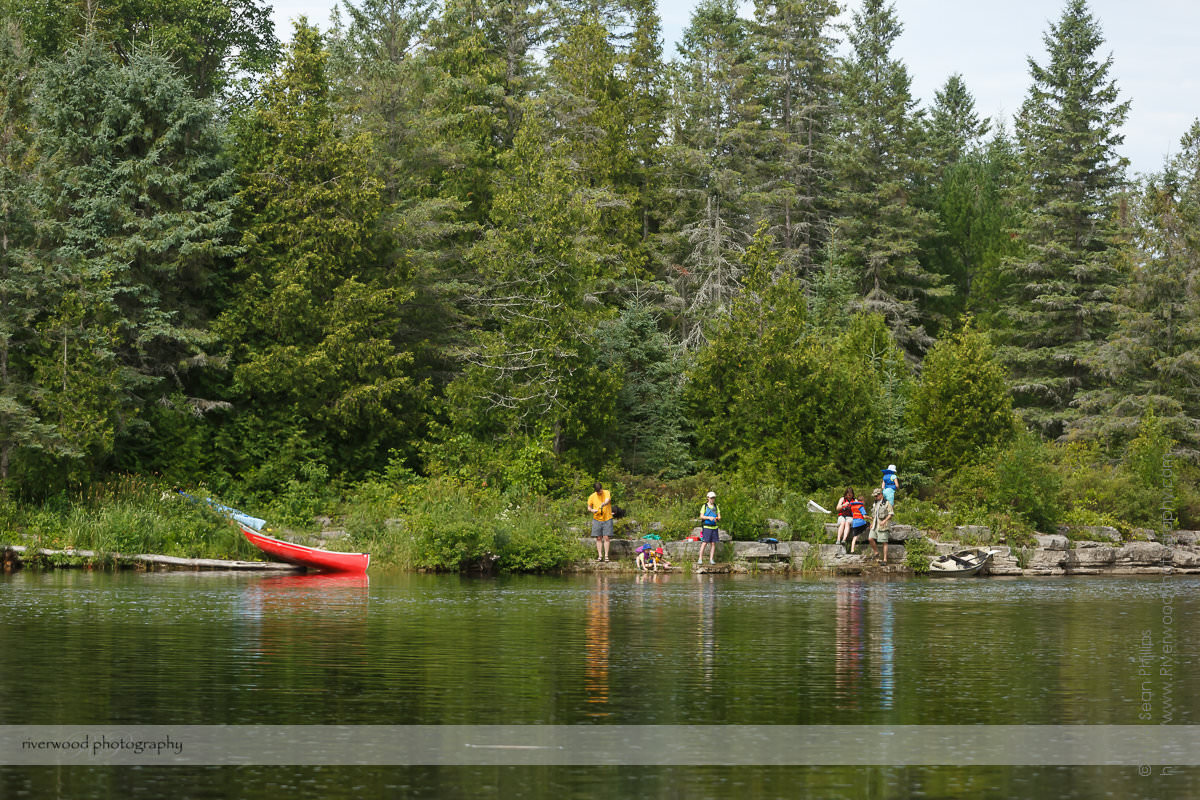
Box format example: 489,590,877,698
835,487,855,545
847,494,869,554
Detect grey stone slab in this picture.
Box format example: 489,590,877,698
1034,534,1069,551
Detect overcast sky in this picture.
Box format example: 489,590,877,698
270,0,1199,177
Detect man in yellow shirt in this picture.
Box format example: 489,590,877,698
587,482,614,562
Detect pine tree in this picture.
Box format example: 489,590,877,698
448,108,623,458
829,0,940,354
923,114,1020,329
624,0,667,243
997,0,1129,438
1072,120,1200,455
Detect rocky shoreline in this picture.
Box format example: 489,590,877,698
5,524,1200,577
574,524,1200,576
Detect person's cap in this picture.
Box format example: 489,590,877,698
873,487,883,496
886,464,897,472
706,491,716,498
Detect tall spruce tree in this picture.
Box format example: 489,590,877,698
1072,120,1200,455
829,0,940,354
29,39,238,483
997,0,1129,438
921,79,1016,328
664,0,755,348
926,73,990,172
747,0,839,273
0,22,61,489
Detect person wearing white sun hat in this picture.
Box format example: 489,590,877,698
881,464,900,505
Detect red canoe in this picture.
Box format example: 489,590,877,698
240,524,370,574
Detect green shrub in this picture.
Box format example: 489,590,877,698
945,431,1061,532
904,536,935,574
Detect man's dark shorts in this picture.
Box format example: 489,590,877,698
591,519,614,538
701,527,719,544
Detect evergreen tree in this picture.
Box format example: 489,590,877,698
29,39,238,481
328,0,478,396
625,0,667,243
1,0,279,98
593,304,690,476
1072,120,1200,455
997,0,1129,438
219,23,425,484
686,225,901,487
829,0,940,354
0,22,61,489
926,73,990,171
911,325,1015,473
747,0,839,273
447,108,622,460
924,124,1021,329
663,0,756,347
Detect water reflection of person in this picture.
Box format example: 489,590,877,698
834,580,864,711
696,573,717,684
584,573,611,717
871,584,895,711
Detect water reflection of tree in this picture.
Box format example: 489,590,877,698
584,574,611,717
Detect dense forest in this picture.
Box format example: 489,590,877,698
1,0,1198,555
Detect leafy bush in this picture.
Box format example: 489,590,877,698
904,536,935,574
945,431,1061,532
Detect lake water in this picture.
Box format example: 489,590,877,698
0,569,1197,798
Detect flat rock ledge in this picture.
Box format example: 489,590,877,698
573,534,1200,576
2,545,301,572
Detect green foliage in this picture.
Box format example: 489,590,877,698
1073,120,1200,453
14,477,254,559
219,23,426,481
3,0,279,97
945,431,1062,532
342,477,579,572
1052,415,1189,530
830,0,941,353
903,534,934,574
593,305,691,476
27,38,238,481
688,259,906,488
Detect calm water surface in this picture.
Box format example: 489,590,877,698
0,569,1196,798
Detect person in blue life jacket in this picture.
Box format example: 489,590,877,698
847,493,869,554
697,491,721,565
881,464,900,505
